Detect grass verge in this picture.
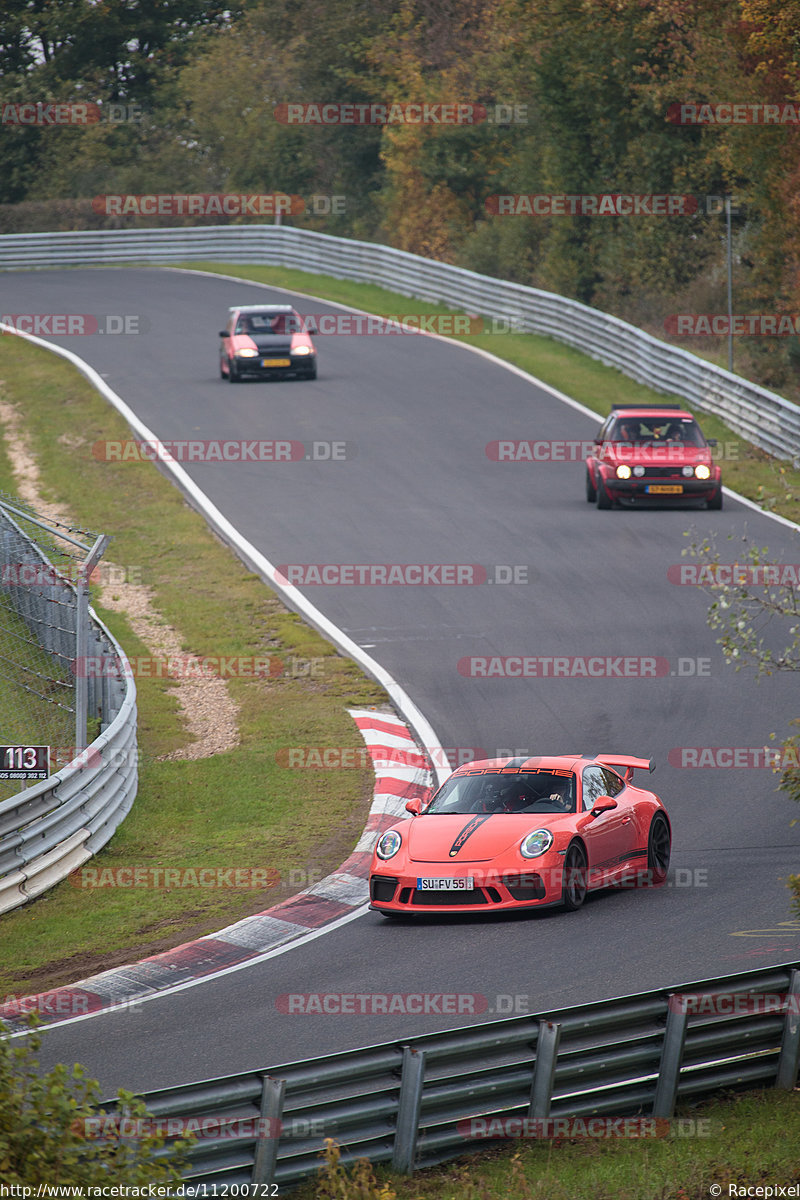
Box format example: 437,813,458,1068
0,333,387,998
293,1088,800,1200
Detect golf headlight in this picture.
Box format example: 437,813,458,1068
682,465,695,478
520,829,554,858
292,345,313,355
695,464,711,479
376,829,402,860
616,464,632,479
633,465,645,477
237,348,259,358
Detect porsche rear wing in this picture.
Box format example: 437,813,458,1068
596,754,655,782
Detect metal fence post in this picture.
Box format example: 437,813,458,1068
776,969,800,1090
652,995,689,1118
252,1075,286,1184
75,534,109,749
528,1021,561,1119
392,1047,426,1174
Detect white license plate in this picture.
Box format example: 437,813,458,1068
416,877,474,890
262,357,291,367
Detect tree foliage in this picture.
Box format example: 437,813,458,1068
0,1017,190,1185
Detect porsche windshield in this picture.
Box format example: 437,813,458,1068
425,770,576,815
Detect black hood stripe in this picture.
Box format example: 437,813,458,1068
449,814,492,857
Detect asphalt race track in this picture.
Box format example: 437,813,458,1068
4,267,800,1094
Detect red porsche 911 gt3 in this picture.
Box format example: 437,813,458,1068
369,754,671,916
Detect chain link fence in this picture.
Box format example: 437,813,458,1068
0,492,108,801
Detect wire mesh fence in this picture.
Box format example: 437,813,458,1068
0,492,108,801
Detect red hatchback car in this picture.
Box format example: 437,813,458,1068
369,753,671,916
219,304,317,382
585,404,722,509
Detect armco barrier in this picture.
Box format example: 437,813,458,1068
2,225,800,460
114,963,800,1187
0,502,137,913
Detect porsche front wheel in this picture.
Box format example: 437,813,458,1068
562,843,588,911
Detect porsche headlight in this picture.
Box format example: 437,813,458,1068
237,348,259,358
616,464,632,479
292,345,313,356
520,829,554,858
695,464,711,480
376,829,402,860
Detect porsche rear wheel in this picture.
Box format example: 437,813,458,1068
562,843,588,911
645,814,671,885
585,468,597,502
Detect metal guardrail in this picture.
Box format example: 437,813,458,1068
0,501,137,913
2,225,800,460
127,962,800,1188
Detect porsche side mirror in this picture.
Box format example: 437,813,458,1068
304,317,317,334
592,795,617,815
219,330,229,337
405,798,423,816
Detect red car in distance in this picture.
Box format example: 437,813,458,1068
219,304,317,382
369,754,671,916
585,404,722,509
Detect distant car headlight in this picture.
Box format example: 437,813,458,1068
633,465,645,477
682,465,695,478
520,829,554,858
376,830,402,860
292,345,313,356
237,348,259,358
616,464,632,479
695,464,711,480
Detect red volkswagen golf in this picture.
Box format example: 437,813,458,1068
585,405,722,509
219,304,317,382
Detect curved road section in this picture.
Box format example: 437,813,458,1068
3,267,799,1095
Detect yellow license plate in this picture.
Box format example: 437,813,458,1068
646,484,683,494
262,358,291,367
